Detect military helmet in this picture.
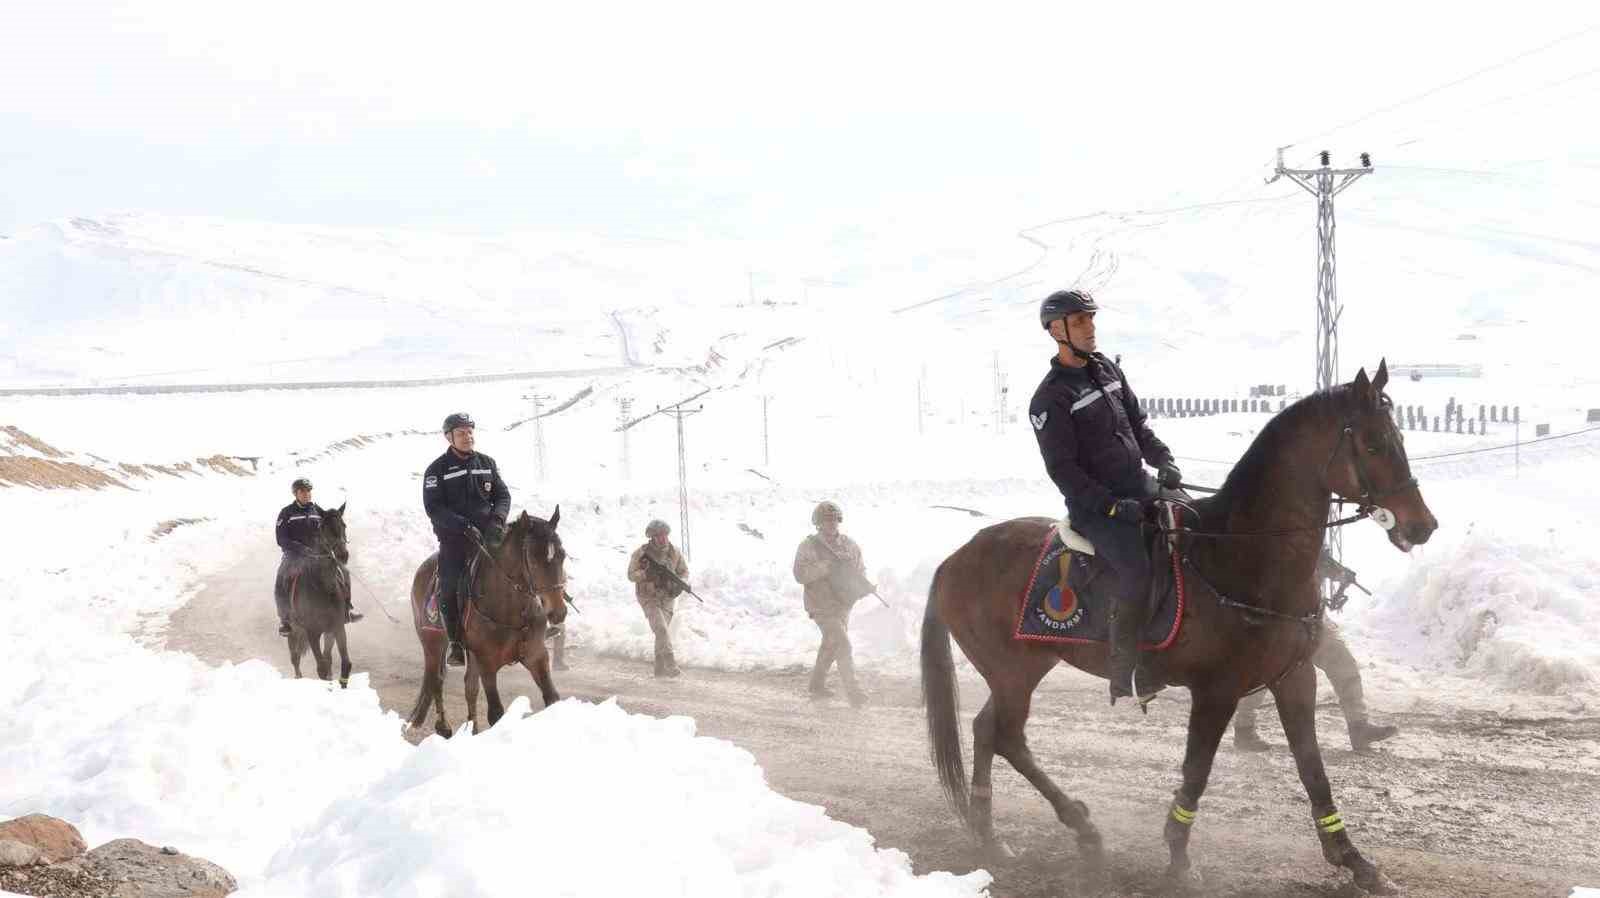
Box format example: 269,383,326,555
442,412,475,434
1039,289,1098,330
291,477,313,492
811,501,843,526
645,519,671,537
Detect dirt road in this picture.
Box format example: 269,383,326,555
168,548,1600,897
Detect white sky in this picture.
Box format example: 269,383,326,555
1,1,1596,249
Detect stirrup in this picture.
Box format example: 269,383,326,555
277,621,292,637
446,641,466,667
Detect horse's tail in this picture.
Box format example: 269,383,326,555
920,560,969,826
407,673,435,729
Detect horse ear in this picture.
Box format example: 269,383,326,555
337,501,347,516
1352,367,1371,401
518,510,531,524
1373,358,1389,396
550,505,560,529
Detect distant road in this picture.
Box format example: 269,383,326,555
0,364,638,397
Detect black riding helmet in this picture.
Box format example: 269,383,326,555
1038,289,1098,330
291,477,313,492
442,412,475,434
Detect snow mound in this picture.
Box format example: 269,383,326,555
1372,531,1600,695
254,698,989,898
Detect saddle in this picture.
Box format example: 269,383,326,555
419,552,484,631
1015,500,1187,648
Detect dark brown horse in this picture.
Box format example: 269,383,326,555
286,502,354,687
922,361,1435,894
407,508,568,737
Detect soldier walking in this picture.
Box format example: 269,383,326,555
627,520,689,677
793,501,873,707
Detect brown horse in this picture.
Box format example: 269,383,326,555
285,502,354,687
407,508,568,737
921,361,1436,894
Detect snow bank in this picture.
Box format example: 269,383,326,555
0,456,990,897
1368,527,1600,696
253,698,989,898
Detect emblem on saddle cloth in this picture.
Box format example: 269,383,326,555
1013,526,1187,648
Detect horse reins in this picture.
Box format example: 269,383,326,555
467,537,567,635
1146,412,1418,698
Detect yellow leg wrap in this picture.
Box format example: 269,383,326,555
1316,811,1346,834
1170,804,1197,826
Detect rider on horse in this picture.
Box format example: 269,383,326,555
1028,289,1182,704
423,412,511,668
273,477,361,636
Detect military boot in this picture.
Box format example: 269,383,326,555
1233,722,1271,752
1348,719,1398,752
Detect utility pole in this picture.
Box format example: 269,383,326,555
917,365,927,436
616,397,633,480
528,393,553,482
661,403,703,561
992,351,1009,433
1268,146,1373,584
760,393,772,467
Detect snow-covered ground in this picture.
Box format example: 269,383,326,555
5,200,1600,892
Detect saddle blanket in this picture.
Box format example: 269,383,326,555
1013,527,1186,649
420,573,445,631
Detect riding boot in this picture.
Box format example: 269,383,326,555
277,618,292,637
1106,601,1142,704
442,594,466,668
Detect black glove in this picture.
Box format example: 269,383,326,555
483,523,505,548
1107,498,1147,526
464,523,483,544
1157,461,1183,490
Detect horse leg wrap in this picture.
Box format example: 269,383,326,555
1315,809,1353,865
1164,799,1198,847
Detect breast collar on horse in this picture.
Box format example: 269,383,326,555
1164,405,1418,695
463,539,566,638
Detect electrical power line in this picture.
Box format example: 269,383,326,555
1287,22,1600,150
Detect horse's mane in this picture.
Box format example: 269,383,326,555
1200,385,1354,517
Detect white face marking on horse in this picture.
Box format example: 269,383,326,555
547,543,555,563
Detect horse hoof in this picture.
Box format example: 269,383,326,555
1077,832,1106,871
338,678,348,689
1354,867,1397,895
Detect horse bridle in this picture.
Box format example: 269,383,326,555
468,533,567,633
1320,404,1419,532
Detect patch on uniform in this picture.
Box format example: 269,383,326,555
424,475,438,489
481,480,493,495
1013,526,1186,649
1030,411,1048,431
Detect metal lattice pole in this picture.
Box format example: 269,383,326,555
1268,146,1373,578
665,406,702,560
531,394,551,482
761,394,771,467
617,397,633,480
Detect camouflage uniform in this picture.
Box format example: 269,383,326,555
793,529,868,701
1235,619,1397,751
627,540,689,676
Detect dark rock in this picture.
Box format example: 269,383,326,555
83,839,236,897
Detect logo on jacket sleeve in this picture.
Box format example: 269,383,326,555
1030,411,1049,431
424,475,438,488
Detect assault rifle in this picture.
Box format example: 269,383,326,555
1317,551,1370,612
641,552,705,604
811,536,889,608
